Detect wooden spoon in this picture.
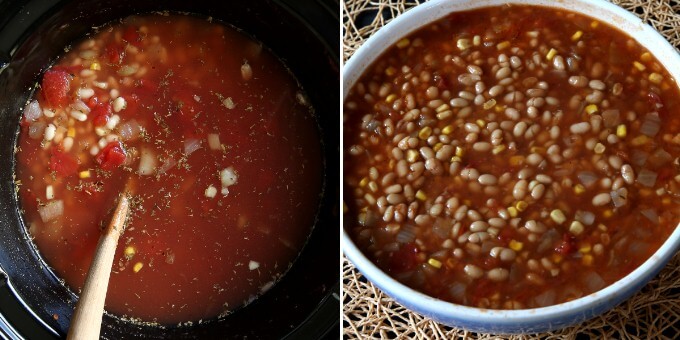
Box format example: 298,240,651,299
67,193,130,340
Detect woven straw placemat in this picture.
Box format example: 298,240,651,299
342,1,680,338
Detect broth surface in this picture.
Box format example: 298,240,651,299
344,5,680,309
16,14,322,323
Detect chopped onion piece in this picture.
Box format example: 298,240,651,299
574,210,595,225
601,109,620,128
157,157,176,175
220,167,238,187
396,224,418,243
38,200,64,223
117,64,139,76
184,138,201,155
138,148,157,175
648,148,672,167
631,150,648,167
636,168,657,187
577,171,598,187
207,133,221,150
640,112,661,137
641,209,659,224
28,122,46,140
448,282,467,301
610,188,628,208
583,271,606,292
118,119,142,141
534,289,556,307
24,100,42,121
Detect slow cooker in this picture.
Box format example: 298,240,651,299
0,0,339,338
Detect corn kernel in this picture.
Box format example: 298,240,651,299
492,145,506,154
427,258,442,269
473,35,481,46
433,143,443,152
496,41,510,50
616,124,627,138
450,156,461,163
442,125,454,135
585,104,598,114
124,246,136,258
509,240,523,251
571,30,583,41
574,184,585,194
633,61,646,71
579,243,592,253
396,38,410,49
455,146,465,158
552,254,563,264
133,262,144,273
385,94,397,103
649,72,663,84
385,67,396,76
590,20,599,28
569,221,584,236
594,143,605,154
483,99,496,110
368,181,378,192
631,135,648,146
550,209,566,224
507,206,518,217
419,126,432,140
546,48,557,61
640,52,652,62
415,190,427,201
457,38,471,51
509,156,524,166
359,177,369,187
582,255,593,266
603,209,613,218
515,201,528,212
67,127,76,138
90,62,101,70
530,146,545,154
79,170,91,179
476,119,486,128
406,149,419,163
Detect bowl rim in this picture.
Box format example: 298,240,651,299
342,0,680,327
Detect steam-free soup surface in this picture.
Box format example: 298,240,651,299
344,5,680,309
16,14,322,323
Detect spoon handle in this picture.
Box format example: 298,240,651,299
67,194,130,340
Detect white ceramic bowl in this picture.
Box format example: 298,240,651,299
342,0,680,334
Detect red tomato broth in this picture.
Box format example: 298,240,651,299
16,14,322,323
344,5,680,309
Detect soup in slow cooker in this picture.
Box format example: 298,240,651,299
16,14,322,324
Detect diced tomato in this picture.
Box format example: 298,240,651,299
41,69,72,108
96,141,127,170
85,96,99,109
123,26,142,47
91,103,113,127
554,233,577,255
104,43,125,64
125,93,140,115
388,242,420,274
49,147,79,176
